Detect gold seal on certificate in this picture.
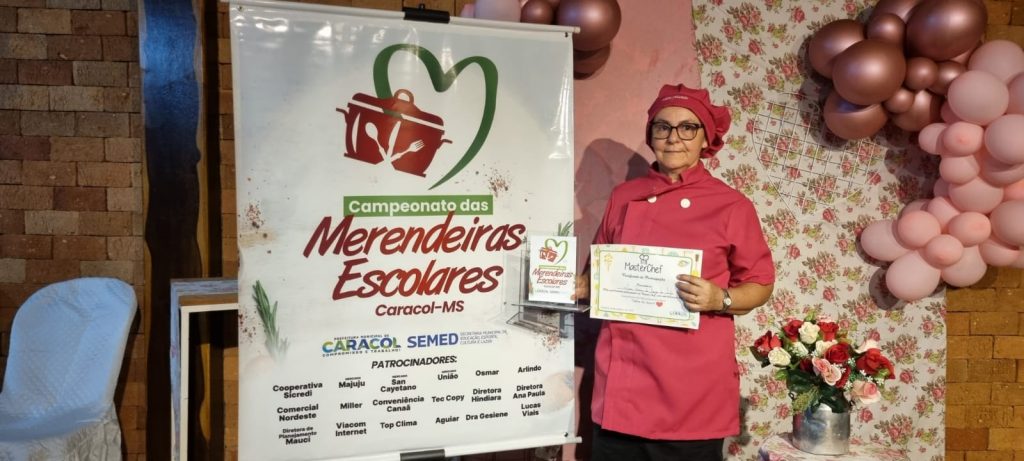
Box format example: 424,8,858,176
589,244,703,329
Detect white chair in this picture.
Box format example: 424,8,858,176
0,277,137,461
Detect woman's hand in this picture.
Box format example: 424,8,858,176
573,272,590,302
675,274,725,312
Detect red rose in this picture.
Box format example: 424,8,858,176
856,348,895,379
818,321,839,341
753,331,782,359
782,319,803,341
824,342,852,365
798,358,813,373
834,364,851,388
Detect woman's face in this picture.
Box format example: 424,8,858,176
650,106,708,180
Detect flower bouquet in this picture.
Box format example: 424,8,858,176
750,314,896,454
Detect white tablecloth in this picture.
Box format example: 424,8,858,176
758,434,908,461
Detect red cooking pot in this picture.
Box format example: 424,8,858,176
337,89,452,177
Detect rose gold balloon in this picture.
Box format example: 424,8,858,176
832,39,907,105
928,60,967,95
866,13,906,47
885,87,917,113
892,89,942,131
544,0,561,7
573,45,610,75
557,0,622,52
950,43,978,64
870,0,922,22
521,0,555,23
807,19,865,79
905,57,938,90
823,89,889,139
906,0,987,61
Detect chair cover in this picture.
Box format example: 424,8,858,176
0,277,137,461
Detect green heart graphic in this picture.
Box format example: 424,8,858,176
373,44,498,190
544,238,569,265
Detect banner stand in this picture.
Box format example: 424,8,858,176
402,5,450,24
398,449,445,460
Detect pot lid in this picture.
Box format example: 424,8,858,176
351,89,443,127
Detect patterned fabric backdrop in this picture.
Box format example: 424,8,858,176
689,0,946,460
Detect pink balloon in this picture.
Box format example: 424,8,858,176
947,211,991,246
947,70,1010,125
940,121,984,157
1005,179,1024,200
460,3,476,17
940,154,981,184
896,210,942,248
900,198,931,216
923,234,965,267
1012,251,1024,269
885,251,942,301
916,122,947,154
925,195,960,229
474,0,522,21
979,236,1022,266
941,245,988,286
1006,73,1024,115
948,176,1005,213
979,154,1024,186
940,101,963,123
990,199,1024,245
861,219,912,261
983,114,1024,164
933,178,951,197
967,39,1024,83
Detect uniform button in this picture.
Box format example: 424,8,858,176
680,198,691,208
647,196,657,203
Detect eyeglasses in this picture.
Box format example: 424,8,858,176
650,121,703,141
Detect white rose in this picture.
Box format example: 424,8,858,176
768,347,792,366
789,341,809,358
856,339,880,353
799,322,821,344
815,340,837,357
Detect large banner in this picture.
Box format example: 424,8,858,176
230,1,576,460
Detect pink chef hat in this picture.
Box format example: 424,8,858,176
646,83,732,158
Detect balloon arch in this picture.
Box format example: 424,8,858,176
808,0,1024,301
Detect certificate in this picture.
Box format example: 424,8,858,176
590,244,702,329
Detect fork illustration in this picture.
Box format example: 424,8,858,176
391,140,425,162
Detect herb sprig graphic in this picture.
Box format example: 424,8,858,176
253,281,289,359
557,221,573,237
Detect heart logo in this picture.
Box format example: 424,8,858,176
544,238,569,264
656,301,664,307
373,44,497,190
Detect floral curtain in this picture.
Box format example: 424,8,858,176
690,0,946,459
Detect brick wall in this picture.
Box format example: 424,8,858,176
943,5,1024,460
946,266,1024,459
0,0,145,458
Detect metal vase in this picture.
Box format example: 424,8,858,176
792,404,850,455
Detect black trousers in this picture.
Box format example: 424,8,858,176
590,425,725,461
